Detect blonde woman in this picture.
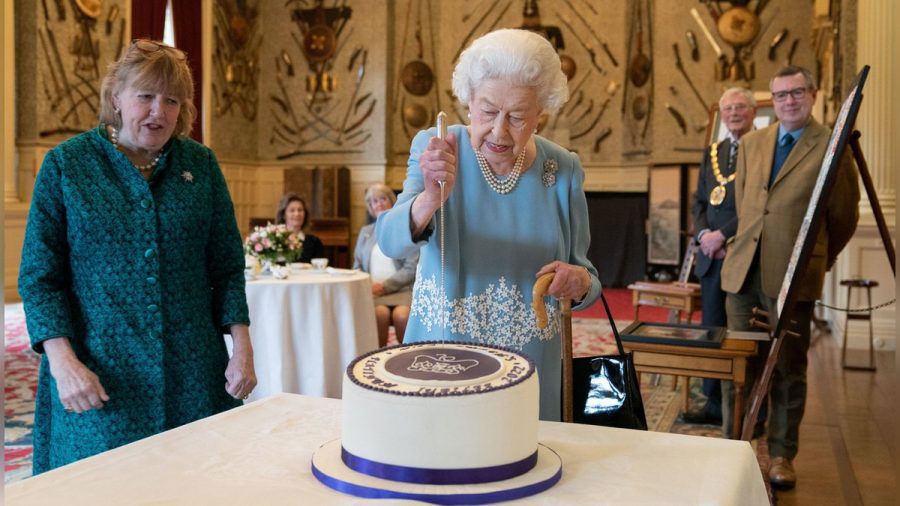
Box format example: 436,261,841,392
354,184,418,346
19,40,255,473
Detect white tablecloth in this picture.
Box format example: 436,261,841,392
243,270,378,400
7,394,768,505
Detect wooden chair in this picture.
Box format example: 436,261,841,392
249,217,273,229
283,166,352,268
627,239,701,324
308,217,351,268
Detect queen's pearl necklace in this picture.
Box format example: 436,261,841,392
475,149,525,195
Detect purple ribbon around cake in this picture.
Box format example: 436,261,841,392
341,446,538,485
311,464,562,505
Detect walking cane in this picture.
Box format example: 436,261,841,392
533,273,574,423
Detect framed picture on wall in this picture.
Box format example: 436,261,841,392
705,98,776,145
647,165,681,265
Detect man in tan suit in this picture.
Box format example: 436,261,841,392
719,65,860,490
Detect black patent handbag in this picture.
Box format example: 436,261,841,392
570,293,648,430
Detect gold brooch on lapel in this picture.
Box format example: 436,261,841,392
541,159,558,187
181,171,194,183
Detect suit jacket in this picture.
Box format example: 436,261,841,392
353,223,418,294
720,119,860,301
691,138,739,278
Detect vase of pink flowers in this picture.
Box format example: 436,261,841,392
244,223,303,267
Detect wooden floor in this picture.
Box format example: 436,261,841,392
770,331,895,505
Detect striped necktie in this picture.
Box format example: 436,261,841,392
728,140,739,172
769,133,795,187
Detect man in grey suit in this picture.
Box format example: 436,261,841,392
683,87,757,426
720,66,860,489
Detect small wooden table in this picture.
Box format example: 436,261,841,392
622,336,759,439
627,281,702,323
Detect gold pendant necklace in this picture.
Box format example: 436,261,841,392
708,140,736,206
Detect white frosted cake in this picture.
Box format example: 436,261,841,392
341,341,539,481
312,341,561,502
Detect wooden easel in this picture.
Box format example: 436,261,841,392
740,129,895,441
848,131,896,273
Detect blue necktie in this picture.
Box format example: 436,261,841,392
769,133,795,187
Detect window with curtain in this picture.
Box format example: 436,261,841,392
132,0,203,142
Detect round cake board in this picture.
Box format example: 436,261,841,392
311,439,563,505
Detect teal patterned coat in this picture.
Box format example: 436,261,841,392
18,126,249,474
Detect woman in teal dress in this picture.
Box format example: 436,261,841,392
18,40,256,473
376,29,601,421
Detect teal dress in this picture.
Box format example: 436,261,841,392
18,126,249,473
376,125,602,421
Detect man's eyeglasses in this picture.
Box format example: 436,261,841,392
772,87,809,102
132,39,186,61
720,103,750,113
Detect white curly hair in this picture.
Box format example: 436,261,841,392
452,29,569,114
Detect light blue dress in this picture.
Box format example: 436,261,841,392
376,125,601,420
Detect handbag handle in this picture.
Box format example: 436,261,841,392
599,292,626,356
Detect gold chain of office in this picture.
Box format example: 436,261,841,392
708,140,737,206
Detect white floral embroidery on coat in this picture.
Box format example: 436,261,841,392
410,275,559,350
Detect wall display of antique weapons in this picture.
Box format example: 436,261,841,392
521,1,574,81
621,0,653,153
672,43,709,112
667,86,707,134
811,2,844,126
212,0,261,121
647,0,819,164
435,0,515,131
214,0,820,165
571,80,620,142
36,0,127,137
270,0,377,158
688,0,788,82
394,0,442,150
522,0,623,160
389,0,629,163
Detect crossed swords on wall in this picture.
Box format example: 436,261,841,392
37,0,126,137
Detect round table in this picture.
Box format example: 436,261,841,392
241,269,378,400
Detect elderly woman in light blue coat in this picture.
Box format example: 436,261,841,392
354,183,419,346
375,29,601,421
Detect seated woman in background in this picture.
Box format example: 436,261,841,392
275,192,324,263
354,184,419,346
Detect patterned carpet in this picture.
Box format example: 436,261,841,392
3,304,716,483
4,303,39,483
